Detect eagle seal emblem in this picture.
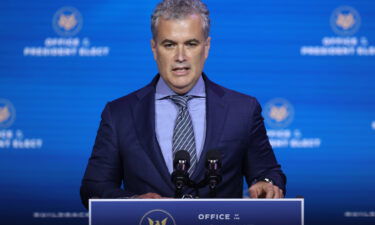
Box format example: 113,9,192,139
52,6,83,36
330,6,361,36
0,99,16,128
139,209,176,225
264,98,294,128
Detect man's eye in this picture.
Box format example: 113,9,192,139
164,43,174,48
187,42,198,47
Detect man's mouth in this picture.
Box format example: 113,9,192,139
172,67,190,75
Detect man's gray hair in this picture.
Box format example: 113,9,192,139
151,0,210,40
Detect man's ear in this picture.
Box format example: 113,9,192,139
204,37,211,59
151,39,157,61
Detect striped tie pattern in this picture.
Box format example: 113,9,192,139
169,95,197,176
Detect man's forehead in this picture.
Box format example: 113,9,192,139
155,14,205,41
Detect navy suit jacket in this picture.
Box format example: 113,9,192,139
80,74,286,208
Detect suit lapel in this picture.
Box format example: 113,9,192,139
132,76,174,190
191,75,229,180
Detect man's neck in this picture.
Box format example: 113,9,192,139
155,75,206,99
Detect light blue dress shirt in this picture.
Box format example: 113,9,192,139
155,76,206,174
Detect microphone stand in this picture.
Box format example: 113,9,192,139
172,170,189,198
208,177,218,198
172,151,191,198
206,157,222,198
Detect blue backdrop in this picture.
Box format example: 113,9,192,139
1,0,374,224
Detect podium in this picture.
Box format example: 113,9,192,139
89,199,304,225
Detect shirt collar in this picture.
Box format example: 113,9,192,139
155,75,206,100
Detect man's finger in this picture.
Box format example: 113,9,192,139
249,187,258,198
280,189,284,198
150,193,162,199
265,184,274,198
273,186,280,198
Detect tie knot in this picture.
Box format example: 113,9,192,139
169,95,193,109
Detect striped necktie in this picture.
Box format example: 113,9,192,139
169,95,197,176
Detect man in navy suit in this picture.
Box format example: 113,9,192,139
80,0,286,208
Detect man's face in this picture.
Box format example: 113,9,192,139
151,14,210,94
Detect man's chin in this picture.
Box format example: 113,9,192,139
169,82,193,95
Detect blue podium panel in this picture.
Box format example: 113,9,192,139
90,199,303,225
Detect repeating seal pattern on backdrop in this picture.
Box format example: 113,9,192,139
300,5,375,56
0,98,43,149
24,6,109,57
264,98,321,149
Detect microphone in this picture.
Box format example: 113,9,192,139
171,150,190,198
205,150,222,197
173,150,190,173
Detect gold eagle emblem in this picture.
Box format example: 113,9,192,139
336,13,355,30
0,106,10,123
147,217,168,225
58,14,77,31
269,105,288,122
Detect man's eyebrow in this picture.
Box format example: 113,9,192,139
160,39,201,45
160,39,177,44
185,39,200,43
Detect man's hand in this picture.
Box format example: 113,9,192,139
135,192,163,199
135,192,172,199
249,181,284,198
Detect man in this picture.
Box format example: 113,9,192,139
80,0,286,208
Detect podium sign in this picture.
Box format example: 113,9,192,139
90,199,304,225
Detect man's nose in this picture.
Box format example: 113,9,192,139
175,46,186,62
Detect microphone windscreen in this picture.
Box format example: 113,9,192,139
173,150,190,166
206,149,221,161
